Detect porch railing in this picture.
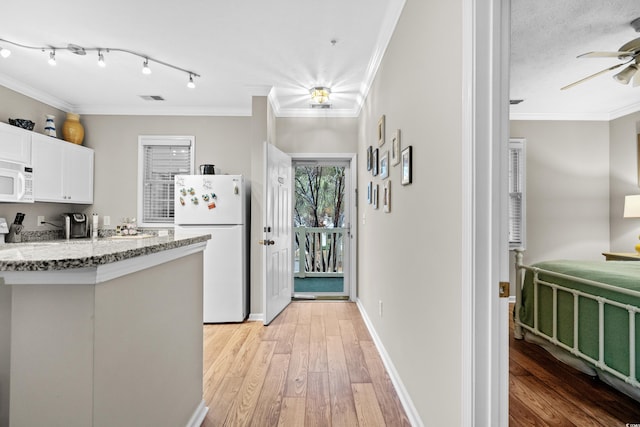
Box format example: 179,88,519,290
294,227,345,278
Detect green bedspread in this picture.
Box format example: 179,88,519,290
519,260,640,378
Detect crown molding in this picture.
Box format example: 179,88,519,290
0,73,74,112
509,111,611,121
74,105,252,117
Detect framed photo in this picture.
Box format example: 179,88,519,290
377,115,385,146
383,181,391,213
373,184,379,209
367,181,372,204
367,146,373,171
391,129,401,166
372,148,379,176
401,146,412,185
380,151,389,179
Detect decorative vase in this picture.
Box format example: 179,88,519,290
62,113,85,145
44,115,57,137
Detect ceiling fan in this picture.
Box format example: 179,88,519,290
561,18,640,90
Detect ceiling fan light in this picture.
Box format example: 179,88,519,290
613,64,638,85
0,47,10,58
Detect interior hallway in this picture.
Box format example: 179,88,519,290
201,301,411,426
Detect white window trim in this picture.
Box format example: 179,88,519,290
509,137,526,250
137,135,195,228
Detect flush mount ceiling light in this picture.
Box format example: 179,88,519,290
310,87,331,104
0,37,200,89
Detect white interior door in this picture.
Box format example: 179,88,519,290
263,142,293,325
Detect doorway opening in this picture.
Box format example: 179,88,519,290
292,156,354,300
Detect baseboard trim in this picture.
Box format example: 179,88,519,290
248,313,264,322
355,298,423,427
186,399,208,427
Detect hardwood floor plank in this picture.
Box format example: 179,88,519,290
352,383,387,426
339,319,371,383
250,353,291,427
297,301,312,325
284,323,310,397
326,335,359,427
278,397,306,427
224,340,277,426
323,303,341,336
203,324,239,372
309,314,328,373
360,340,412,427
306,372,331,426
204,376,244,427
509,375,576,426
226,321,266,378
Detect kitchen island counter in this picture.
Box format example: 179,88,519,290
3,233,210,427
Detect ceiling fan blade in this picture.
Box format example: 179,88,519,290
561,63,625,90
633,70,640,87
578,51,635,58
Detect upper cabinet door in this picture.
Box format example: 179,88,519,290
0,122,31,165
32,133,94,204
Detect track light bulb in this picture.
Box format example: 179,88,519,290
142,59,151,75
187,74,195,89
48,50,56,66
0,47,10,58
613,64,638,85
97,51,106,68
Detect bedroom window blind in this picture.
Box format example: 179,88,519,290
137,136,194,226
509,138,526,249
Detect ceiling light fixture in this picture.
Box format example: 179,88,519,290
310,87,330,104
142,58,151,75
0,38,200,89
97,50,106,68
613,63,638,85
187,74,195,89
48,50,56,66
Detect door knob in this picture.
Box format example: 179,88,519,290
258,240,275,246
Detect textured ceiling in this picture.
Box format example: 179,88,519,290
511,0,640,120
0,0,404,117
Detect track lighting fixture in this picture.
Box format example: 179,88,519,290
0,37,200,89
142,58,151,75
48,50,56,66
97,50,105,68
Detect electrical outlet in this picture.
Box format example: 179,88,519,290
379,300,383,317
37,216,45,226
103,216,110,226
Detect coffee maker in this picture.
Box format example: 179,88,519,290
63,213,88,238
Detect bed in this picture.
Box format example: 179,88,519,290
513,249,640,402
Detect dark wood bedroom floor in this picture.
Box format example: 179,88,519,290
509,304,640,426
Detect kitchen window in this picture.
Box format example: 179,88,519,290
137,136,195,227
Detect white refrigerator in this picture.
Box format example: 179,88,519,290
174,174,247,323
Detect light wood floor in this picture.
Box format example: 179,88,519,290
509,304,640,426
201,301,411,427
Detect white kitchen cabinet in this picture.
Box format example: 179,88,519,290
32,133,94,204
0,122,31,165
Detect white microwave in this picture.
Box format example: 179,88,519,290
0,159,33,203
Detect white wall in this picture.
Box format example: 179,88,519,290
510,120,610,270
609,111,640,252
357,0,463,424
276,117,358,153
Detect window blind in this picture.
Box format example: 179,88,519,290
141,143,192,224
508,139,526,249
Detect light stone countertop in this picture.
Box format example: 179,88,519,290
0,234,211,272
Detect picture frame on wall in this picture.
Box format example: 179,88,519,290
380,151,389,179
367,146,373,171
377,115,385,146
401,145,412,185
383,181,391,213
373,148,379,176
373,184,379,209
367,181,372,204
391,130,401,166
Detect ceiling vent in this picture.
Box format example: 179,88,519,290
311,103,332,109
140,95,165,101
